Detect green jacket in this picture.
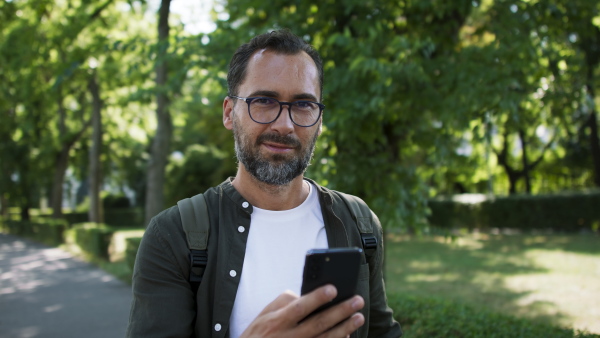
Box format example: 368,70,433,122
127,178,402,338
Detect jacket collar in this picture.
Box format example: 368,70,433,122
218,177,334,214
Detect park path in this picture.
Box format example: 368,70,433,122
0,233,132,338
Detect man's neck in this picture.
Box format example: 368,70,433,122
231,166,309,211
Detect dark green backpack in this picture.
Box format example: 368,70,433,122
177,191,378,293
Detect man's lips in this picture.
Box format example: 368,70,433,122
262,141,295,152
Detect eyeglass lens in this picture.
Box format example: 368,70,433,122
248,98,320,126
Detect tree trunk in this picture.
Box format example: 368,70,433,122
51,147,70,218
0,193,7,217
51,88,91,219
518,128,532,193
494,130,522,195
507,171,519,195
586,79,600,187
144,0,172,226
20,203,30,221
51,87,67,218
88,73,104,223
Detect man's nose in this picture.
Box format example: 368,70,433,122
270,106,295,135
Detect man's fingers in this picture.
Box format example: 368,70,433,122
317,313,365,338
299,295,365,337
278,284,337,321
257,290,298,316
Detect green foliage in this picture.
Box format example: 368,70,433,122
2,0,600,233
76,192,130,211
428,191,600,231
62,208,143,227
103,194,131,209
388,293,598,338
66,222,116,260
165,144,233,205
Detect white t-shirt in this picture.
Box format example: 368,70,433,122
229,181,328,338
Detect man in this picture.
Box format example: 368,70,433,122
127,30,402,338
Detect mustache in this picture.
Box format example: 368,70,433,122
256,133,301,148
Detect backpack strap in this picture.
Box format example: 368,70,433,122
177,193,210,293
333,191,378,260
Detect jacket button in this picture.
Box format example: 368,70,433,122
238,226,245,233
230,270,237,277
215,323,222,331
242,201,249,208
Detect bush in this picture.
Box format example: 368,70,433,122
66,223,116,260
104,208,144,227
103,194,131,209
428,191,600,232
388,293,598,338
61,208,144,228
62,212,89,225
0,218,67,246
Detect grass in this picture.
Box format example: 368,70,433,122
384,232,600,334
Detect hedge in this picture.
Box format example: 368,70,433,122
0,218,67,246
389,293,598,338
65,223,117,260
428,191,600,231
60,208,143,227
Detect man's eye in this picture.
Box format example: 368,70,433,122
295,101,316,109
253,98,277,105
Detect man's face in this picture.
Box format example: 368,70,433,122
224,49,322,186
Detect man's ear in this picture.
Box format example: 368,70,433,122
223,96,234,130
317,117,323,136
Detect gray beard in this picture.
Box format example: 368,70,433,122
233,122,318,186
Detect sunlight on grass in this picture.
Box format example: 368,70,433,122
385,233,600,334
501,249,600,333
109,229,145,262
406,272,462,283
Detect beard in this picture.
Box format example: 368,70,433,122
233,119,318,186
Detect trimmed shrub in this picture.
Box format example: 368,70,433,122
103,194,131,209
104,208,143,227
67,223,116,259
428,191,600,232
61,208,144,228
388,293,598,338
62,212,89,225
0,218,67,246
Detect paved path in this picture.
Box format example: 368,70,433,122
0,233,132,338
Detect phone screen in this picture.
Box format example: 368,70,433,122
300,247,362,316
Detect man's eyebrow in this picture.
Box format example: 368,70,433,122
248,90,318,102
292,93,319,102
248,90,279,98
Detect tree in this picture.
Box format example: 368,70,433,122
88,71,104,222
144,0,172,225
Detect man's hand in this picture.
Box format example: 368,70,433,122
240,285,365,338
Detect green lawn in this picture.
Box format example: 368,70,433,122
384,233,600,334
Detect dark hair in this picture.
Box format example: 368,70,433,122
227,30,323,100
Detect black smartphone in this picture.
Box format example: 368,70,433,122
300,247,362,317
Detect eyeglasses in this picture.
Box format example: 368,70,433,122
230,96,325,127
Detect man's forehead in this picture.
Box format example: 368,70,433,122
248,48,314,67
242,49,319,97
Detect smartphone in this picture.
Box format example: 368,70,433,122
300,247,362,317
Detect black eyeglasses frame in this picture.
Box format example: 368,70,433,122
229,95,325,127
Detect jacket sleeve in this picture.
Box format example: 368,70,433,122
127,211,196,338
366,212,403,338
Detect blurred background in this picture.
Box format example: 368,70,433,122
1,0,599,336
